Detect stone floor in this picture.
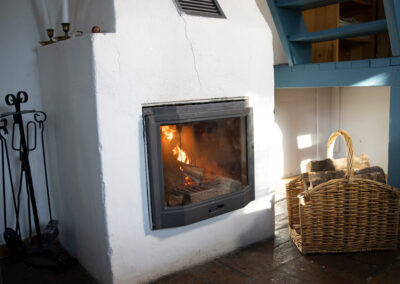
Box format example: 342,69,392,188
153,180,400,284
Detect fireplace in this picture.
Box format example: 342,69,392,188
143,98,254,229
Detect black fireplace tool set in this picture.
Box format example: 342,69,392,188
1,92,75,272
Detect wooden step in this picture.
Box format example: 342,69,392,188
288,19,387,43
276,0,345,10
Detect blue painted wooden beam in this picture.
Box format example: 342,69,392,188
383,0,400,56
276,0,347,10
267,0,311,66
274,58,400,88
273,58,400,188
288,19,388,43
388,85,400,187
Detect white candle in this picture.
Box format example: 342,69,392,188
62,0,69,23
39,0,50,28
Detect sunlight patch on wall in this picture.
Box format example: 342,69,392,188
297,134,312,149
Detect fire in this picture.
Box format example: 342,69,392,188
184,176,195,186
161,124,192,186
161,125,176,142
173,146,190,164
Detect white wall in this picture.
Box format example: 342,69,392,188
0,0,56,244
97,0,277,282
38,0,278,283
255,0,287,65
37,37,113,284
0,0,116,247
275,87,390,177
337,86,390,171
275,88,332,177
68,0,116,34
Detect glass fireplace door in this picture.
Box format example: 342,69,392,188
160,117,248,207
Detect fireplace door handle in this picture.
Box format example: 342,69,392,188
208,204,225,213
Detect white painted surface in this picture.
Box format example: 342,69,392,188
275,88,332,177
275,87,390,177
37,1,278,283
37,37,112,284
255,0,288,65
68,0,115,34
33,0,115,41
94,0,277,282
337,86,390,172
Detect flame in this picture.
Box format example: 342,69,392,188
173,146,190,164
161,125,176,142
161,124,193,186
184,176,195,186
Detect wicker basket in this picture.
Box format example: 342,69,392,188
286,130,400,254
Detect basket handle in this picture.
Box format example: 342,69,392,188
326,130,354,178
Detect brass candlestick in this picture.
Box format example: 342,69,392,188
39,29,56,46
55,23,71,41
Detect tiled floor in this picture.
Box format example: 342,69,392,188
153,180,400,284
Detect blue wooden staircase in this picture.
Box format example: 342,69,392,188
267,0,400,65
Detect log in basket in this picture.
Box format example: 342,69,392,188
286,130,400,254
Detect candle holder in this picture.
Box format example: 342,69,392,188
39,29,56,46
55,23,71,41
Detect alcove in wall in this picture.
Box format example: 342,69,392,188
275,86,390,178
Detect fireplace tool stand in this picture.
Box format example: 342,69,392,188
1,92,59,263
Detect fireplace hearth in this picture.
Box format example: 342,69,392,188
143,98,254,229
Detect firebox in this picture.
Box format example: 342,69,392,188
143,98,254,229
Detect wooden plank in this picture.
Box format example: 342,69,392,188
302,4,339,63
383,0,400,56
288,20,388,43
375,0,392,58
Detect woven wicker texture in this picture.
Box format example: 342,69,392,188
286,130,400,254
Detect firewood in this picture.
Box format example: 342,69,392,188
333,154,370,171
309,170,345,188
306,159,335,172
307,166,386,188
172,177,242,204
355,166,386,184
306,154,370,173
180,163,204,184
166,193,184,207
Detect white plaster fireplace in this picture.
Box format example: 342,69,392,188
37,0,278,283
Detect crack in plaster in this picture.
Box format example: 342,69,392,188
181,16,202,88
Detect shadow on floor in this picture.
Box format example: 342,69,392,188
153,181,400,284
0,243,98,284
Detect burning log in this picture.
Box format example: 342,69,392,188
179,163,204,184
166,193,184,207
172,177,242,204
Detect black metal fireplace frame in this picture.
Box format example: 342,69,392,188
143,98,254,229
